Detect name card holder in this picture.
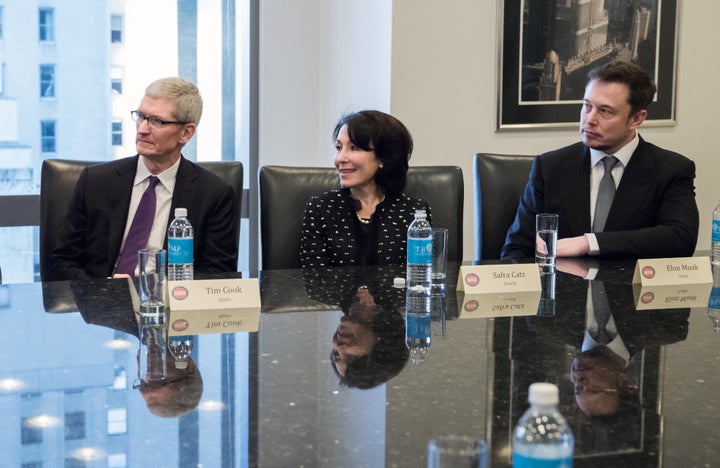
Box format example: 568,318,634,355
632,257,712,286
632,282,712,310
167,278,261,335
456,263,541,318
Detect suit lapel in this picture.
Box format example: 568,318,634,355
108,156,138,265
167,157,199,239
606,139,654,231
560,147,592,235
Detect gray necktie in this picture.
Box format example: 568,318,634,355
593,156,619,233
590,281,613,344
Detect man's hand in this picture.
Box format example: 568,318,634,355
557,236,590,257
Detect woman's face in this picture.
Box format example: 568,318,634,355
334,124,382,191
331,318,377,376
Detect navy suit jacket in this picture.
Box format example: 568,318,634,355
501,138,699,259
48,155,238,280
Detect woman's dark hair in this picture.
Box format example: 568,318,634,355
331,306,410,390
333,110,413,195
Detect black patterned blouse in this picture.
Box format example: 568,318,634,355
300,188,432,268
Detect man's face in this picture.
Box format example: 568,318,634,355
580,80,646,155
135,95,194,162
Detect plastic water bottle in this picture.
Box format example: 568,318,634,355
712,201,720,283
168,335,194,369
708,287,720,333
513,382,574,468
168,208,194,280
405,209,433,364
406,209,433,311
405,311,431,364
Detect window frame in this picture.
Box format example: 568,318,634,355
38,8,55,42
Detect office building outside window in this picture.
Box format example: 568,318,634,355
111,14,122,43
39,8,54,42
39,64,55,97
41,121,56,153
0,7,4,40
112,120,122,146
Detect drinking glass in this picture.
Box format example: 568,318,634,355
428,435,488,468
535,213,558,270
138,248,167,318
431,228,449,297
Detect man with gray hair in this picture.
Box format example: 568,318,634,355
49,77,238,280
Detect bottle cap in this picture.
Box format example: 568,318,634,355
528,382,559,406
393,277,406,288
415,209,426,217
174,360,188,370
175,207,188,217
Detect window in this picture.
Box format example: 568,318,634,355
39,64,55,97
112,121,122,146
21,417,43,444
64,411,86,440
111,78,122,94
39,8,54,42
0,7,5,40
107,408,127,435
111,15,123,43
41,121,56,153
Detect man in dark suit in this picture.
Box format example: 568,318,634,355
49,77,238,280
502,61,698,259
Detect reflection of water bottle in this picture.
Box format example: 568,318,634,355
405,311,431,364
708,287,720,333
406,210,432,314
513,383,574,467
168,335,194,369
712,201,720,283
168,208,194,281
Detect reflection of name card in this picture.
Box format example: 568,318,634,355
457,290,541,318
632,282,712,310
632,257,712,286
167,279,261,335
456,264,541,294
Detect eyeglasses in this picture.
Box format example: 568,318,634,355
130,110,186,129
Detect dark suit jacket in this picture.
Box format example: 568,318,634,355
48,155,238,280
501,138,699,259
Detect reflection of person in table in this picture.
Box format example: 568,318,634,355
330,285,408,390
570,345,637,417
138,350,204,418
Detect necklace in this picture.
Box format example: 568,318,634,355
357,213,372,224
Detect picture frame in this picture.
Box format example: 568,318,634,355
497,0,678,131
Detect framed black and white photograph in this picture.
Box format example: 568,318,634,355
497,0,678,131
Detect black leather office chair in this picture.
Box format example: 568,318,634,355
259,165,464,270
474,153,535,260
39,159,243,281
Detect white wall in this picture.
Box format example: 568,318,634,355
260,1,720,260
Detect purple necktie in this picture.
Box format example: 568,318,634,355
115,176,160,276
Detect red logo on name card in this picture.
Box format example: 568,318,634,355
641,292,655,304
465,273,480,287
172,286,189,300
172,319,189,332
464,300,479,312
641,266,656,279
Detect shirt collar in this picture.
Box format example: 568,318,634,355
134,156,181,191
589,131,640,168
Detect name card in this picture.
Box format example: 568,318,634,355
167,279,261,335
632,257,712,286
456,264,541,294
457,290,541,319
632,282,712,310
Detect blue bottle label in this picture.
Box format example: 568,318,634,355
406,313,431,339
407,238,432,264
713,219,720,242
513,453,572,468
710,288,720,309
168,238,193,264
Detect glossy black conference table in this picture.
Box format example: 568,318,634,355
1,259,718,467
